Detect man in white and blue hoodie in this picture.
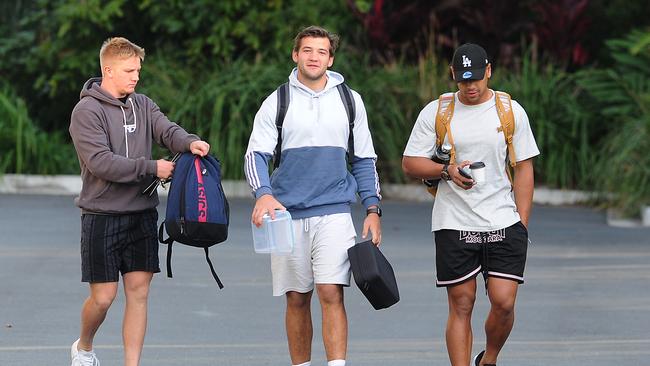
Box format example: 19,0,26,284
244,26,382,366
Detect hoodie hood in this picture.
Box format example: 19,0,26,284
80,77,132,106
288,68,345,97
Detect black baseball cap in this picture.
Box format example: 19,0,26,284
451,43,489,81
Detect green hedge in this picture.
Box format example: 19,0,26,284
0,84,77,175
0,0,648,215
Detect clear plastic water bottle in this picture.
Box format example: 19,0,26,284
423,143,452,187
251,210,294,255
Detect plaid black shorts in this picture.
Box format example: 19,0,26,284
80,210,160,283
433,221,528,287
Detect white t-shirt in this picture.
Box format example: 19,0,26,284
403,90,540,232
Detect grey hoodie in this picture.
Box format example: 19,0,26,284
69,77,199,214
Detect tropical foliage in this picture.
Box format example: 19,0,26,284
1,0,650,214
0,84,77,175
493,51,598,189
576,30,650,214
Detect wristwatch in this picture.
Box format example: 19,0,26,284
366,206,382,217
440,164,451,181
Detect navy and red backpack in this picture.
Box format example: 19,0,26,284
158,152,229,289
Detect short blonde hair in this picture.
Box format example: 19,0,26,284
99,37,145,70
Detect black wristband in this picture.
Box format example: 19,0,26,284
366,206,382,217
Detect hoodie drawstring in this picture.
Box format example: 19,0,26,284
120,106,128,158
120,98,137,158
301,218,309,233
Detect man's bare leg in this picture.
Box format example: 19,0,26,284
122,271,153,366
316,284,347,362
286,290,313,365
445,279,477,366
480,278,518,365
78,282,118,351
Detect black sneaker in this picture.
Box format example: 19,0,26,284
473,350,496,366
473,350,485,366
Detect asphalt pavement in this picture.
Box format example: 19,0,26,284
1,194,649,365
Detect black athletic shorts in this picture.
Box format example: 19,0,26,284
80,210,160,283
433,221,528,287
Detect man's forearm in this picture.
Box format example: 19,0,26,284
402,156,443,180
513,159,534,227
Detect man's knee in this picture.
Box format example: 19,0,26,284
490,297,516,319
123,272,153,302
316,285,343,306
90,288,117,311
286,291,312,309
448,290,476,316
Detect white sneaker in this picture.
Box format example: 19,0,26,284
71,339,100,366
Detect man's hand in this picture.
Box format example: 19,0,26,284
362,207,382,246
252,194,286,227
156,159,175,180
190,140,210,157
449,160,474,190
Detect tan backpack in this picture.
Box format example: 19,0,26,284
427,91,517,196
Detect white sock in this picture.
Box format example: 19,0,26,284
79,349,95,355
292,362,311,366
327,360,346,366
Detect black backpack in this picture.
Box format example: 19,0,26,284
273,82,356,168
158,152,229,289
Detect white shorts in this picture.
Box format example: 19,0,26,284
271,213,357,296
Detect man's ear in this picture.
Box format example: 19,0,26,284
102,63,112,79
292,50,298,63
327,56,334,68
486,64,492,79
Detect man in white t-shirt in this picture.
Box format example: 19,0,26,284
402,43,540,366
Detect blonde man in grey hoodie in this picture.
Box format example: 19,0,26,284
69,37,210,366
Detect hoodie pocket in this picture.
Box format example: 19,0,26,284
95,182,113,200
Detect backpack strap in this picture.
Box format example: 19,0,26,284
158,222,171,245
273,82,356,168
159,223,224,288
205,248,224,289
494,91,516,167
336,83,356,162
273,82,290,169
158,222,174,277
494,91,517,186
166,241,174,278
434,93,457,164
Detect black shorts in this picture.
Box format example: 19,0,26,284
80,210,160,283
433,221,528,287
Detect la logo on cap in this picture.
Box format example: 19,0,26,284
462,55,471,67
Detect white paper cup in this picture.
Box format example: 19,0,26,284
469,162,486,183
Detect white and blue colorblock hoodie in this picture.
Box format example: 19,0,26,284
245,69,381,219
